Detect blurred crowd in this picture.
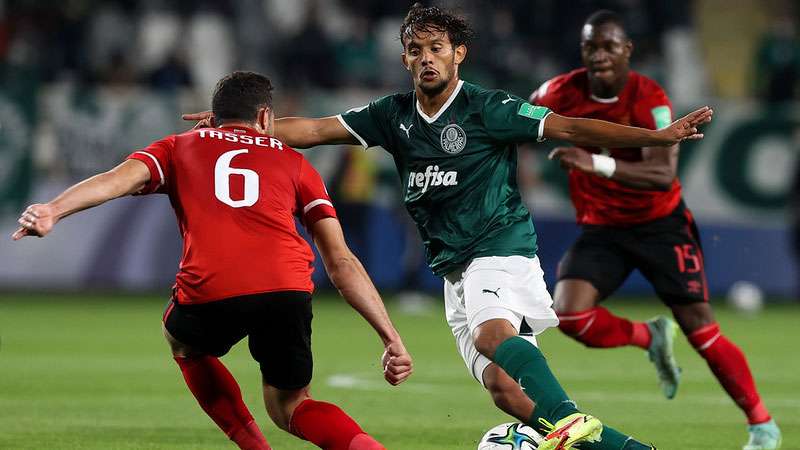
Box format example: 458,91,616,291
0,0,696,97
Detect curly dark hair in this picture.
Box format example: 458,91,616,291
399,3,474,48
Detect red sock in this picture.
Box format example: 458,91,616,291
688,323,771,424
558,307,651,349
289,399,384,450
174,356,271,450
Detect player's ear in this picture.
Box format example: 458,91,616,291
258,107,272,134
624,39,633,59
454,44,467,65
401,52,410,71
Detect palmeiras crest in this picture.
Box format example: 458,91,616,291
440,123,466,154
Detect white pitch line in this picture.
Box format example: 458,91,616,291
325,373,439,393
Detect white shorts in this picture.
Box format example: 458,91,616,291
444,255,559,387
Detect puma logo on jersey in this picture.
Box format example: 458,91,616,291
399,123,413,138
501,94,517,104
482,288,501,298
407,165,458,193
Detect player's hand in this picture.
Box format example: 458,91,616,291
382,340,413,386
548,147,593,173
182,110,215,130
11,203,58,240
658,106,713,145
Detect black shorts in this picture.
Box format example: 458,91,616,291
557,202,708,305
163,291,313,390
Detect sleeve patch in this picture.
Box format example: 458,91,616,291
651,105,672,130
518,103,550,120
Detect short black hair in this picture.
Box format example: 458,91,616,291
400,3,474,48
584,9,627,34
211,71,274,125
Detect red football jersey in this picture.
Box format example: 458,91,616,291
128,126,337,304
531,68,682,225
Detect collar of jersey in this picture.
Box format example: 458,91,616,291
589,93,619,103
219,125,260,134
415,79,464,124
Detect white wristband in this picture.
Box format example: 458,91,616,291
591,154,616,178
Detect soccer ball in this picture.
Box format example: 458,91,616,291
477,422,544,450
727,280,764,314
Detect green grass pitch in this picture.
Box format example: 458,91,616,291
0,293,797,449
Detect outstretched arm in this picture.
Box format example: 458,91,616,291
311,217,413,386
182,111,358,148
12,159,150,240
543,106,712,148
275,117,358,148
549,144,678,191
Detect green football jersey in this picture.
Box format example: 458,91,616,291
338,80,552,276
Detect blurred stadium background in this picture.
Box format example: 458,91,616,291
1,0,799,299
1,1,799,449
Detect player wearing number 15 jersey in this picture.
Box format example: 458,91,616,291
533,11,780,450
12,71,412,450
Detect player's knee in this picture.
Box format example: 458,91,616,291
264,384,309,432
473,320,517,359
556,308,596,344
671,302,715,334
163,327,199,358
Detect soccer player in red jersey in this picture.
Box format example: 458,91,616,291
12,71,412,450
531,11,781,450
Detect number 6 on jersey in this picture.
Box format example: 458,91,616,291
215,149,259,207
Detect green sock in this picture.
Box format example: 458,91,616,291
576,426,651,449
494,336,579,428
495,337,652,450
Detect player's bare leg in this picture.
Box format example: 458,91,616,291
553,279,600,314
164,326,271,450
265,382,384,450
553,279,680,399
482,364,533,421
671,302,781,450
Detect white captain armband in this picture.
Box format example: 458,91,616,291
591,154,616,178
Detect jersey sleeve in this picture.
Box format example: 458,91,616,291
336,95,394,150
481,90,553,144
529,78,557,109
297,157,338,227
126,135,175,194
634,84,673,131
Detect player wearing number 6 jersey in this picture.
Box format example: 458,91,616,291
12,71,412,450
532,11,780,450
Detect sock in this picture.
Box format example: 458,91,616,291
578,426,652,449
495,336,580,429
558,307,651,349
174,356,271,450
289,399,383,450
688,323,771,424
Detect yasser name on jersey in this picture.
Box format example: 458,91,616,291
407,165,458,193
198,128,284,150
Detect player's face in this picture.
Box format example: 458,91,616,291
402,30,466,97
580,23,632,88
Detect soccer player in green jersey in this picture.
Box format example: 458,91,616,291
186,4,711,449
